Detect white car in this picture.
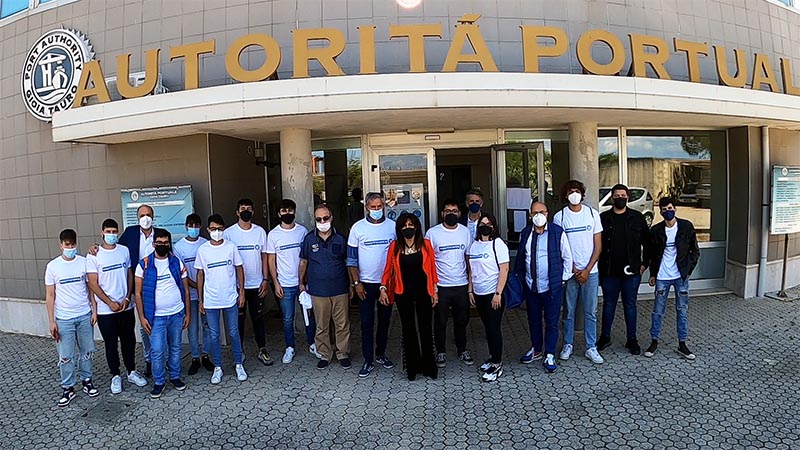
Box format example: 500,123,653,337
599,187,655,226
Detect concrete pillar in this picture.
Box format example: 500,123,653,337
280,128,314,228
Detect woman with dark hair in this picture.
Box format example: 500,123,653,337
467,212,509,382
379,213,439,380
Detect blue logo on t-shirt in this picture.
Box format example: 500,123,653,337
207,260,231,269
439,244,465,252
468,253,490,260
59,275,85,284
278,243,302,251
564,225,591,233
238,245,257,252
365,239,390,247
101,263,125,273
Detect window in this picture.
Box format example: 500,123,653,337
311,138,363,233
1,0,27,18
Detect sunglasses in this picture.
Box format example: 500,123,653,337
315,216,331,223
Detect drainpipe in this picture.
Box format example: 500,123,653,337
757,126,769,297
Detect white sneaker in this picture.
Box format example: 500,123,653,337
559,344,573,361
586,347,605,364
235,364,248,381
282,347,295,364
110,375,122,394
127,370,147,387
309,344,322,359
211,367,223,384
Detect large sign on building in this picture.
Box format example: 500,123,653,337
121,185,195,242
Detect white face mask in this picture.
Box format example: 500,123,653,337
209,230,224,241
139,216,153,230
316,222,331,233
567,192,582,206
532,213,547,227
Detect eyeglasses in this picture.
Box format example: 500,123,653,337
208,226,224,232
315,216,331,223
532,211,547,215
443,209,460,214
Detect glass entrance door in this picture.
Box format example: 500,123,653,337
369,148,436,231
494,143,545,250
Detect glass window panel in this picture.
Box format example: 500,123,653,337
310,141,363,233
598,130,620,207
1,0,28,18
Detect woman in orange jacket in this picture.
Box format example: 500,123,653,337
379,212,439,380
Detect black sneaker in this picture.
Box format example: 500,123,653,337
201,355,215,372
458,350,475,366
317,360,329,370
677,342,696,360
257,348,274,366
625,338,642,356
188,358,201,375
375,355,394,369
597,335,612,351
170,379,186,391
643,340,658,357
339,358,352,369
150,384,165,398
435,353,447,368
145,362,152,378
58,387,76,407
358,362,374,378
82,380,99,397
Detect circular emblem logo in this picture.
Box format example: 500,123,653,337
227,260,233,265
21,28,94,122
782,167,789,176
130,191,140,201
387,210,397,220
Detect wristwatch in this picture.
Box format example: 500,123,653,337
352,281,360,287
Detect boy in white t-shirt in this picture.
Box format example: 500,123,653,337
45,229,99,407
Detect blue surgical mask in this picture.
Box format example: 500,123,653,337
661,210,676,221
63,248,78,259
368,209,384,221
103,233,118,245
187,227,200,239
469,203,481,214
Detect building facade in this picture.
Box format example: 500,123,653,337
1,0,800,335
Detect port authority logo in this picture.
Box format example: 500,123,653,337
21,28,94,122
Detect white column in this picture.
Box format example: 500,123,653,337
280,128,314,228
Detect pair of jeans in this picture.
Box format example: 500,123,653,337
149,310,185,385
359,282,392,364
474,293,505,364
651,277,690,341
55,312,95,389
238,288,266,350
188,300,211,358
601,274,641,340
311,293,351,361
524,287,562,356
434,285,470,354
395,291,437,380
96,308,137,376
140,326,151,363
206,304,244,367
563,272,599,349
278,285,316,350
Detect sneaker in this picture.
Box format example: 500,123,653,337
677,342,696,360
235,364,248,381
458,350,475,366
543,354,557,373
643,340,658,357
436,353,447,368
559,344,573,361
211,367,223,384
597,335,611,351
170,379,186,391
375,355,395,369
145,362,152,378
339,358,352,369
82,380,99,397
317,360,329,370
110,375,122,394
188,358,201,375
309,344,323,359
150,384,165,398
626,338,642,356
201,355,215,372
479,359,492,372
282,347,295,364
127,370,148,387
258,348,274,366
358,362,374,378
520,348,543,364
481,363,503,382
585,347,605,364
58,388,76,407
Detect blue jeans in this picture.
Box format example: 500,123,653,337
206,305,243,367
189,300,211,358
150,311,185,385
651,277,690,341
359,282,392,364
524,286,562,356
140,326,151,363
563,272,599,349
279,285,316,350
55,312,95,389
601,274,641,340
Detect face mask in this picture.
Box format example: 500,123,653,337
187,227,200,239
103,233,118,245
210,230,224,241
567,192,582,206
280,213,295,225
444,213,459,227
154,245,171,257
468,203,481,214
368,209,384,221
316,222,331,233
401,228,416,239
532,213,547,227
62,248,78,259
478,225,493,237
661,210,676,221
239,210,253,222
139,216,153,230
613,197,627,209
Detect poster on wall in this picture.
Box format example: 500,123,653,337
770,166,800,234
121,185,194,242
383,183,426,230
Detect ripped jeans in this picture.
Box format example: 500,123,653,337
55,312,95,389
650,277,690,341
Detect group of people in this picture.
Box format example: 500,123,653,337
45,180,699,407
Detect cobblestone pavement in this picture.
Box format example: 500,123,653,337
3,293,798,449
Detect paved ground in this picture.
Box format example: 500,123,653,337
3,292,799,449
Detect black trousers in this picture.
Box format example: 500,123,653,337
474,293,505,364
96,308,137,376
395,291,437,380
239,288,266,349
434,285,470,354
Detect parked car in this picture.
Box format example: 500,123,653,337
599,186,655,226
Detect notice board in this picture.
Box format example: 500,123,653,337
770,166,800,234
121,185,194,242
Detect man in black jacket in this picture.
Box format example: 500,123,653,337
645,197,700,360
597,184,650,355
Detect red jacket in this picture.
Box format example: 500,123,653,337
381,239,438,304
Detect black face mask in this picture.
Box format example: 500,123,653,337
239,210,253,222
478,225,493,237
613,197,627,209
401,228,416,239
280,213,295,225
154,245,171,257
444,213,459,227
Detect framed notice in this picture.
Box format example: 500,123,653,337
121,185,194,242
770,166,800,235
383,182,426,230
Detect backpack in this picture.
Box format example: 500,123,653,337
492,239,524,309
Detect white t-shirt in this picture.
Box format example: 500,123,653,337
139,229,154,262
425,223,471,287
553,205,603,273
468,239,510,296
173,236,208,301
223,223,268,289
134,258,186,316
45,255,92,321
266,224,308,287
658,223,681,280
347,218,396,284
86,245,132,315
195,240,243,309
